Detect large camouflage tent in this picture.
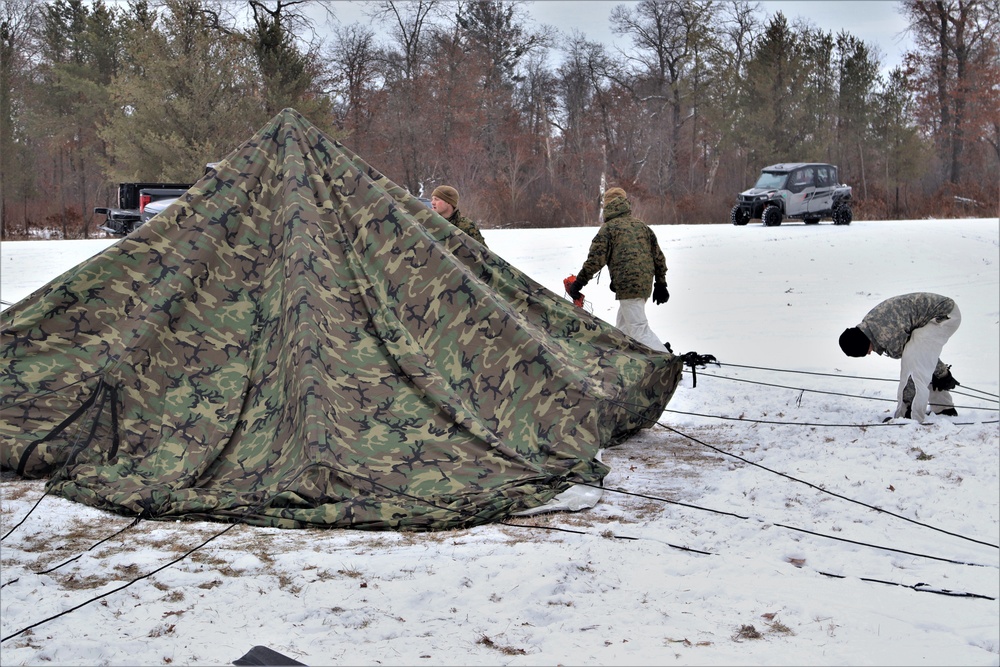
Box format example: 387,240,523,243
0,109,682,530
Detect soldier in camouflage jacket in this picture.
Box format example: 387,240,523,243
567,188,670,352
431,185,487,247
839,292,961,422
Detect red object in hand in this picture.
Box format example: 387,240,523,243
563,274,585,307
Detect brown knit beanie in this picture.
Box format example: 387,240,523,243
603,187,627,205
432,185,459,209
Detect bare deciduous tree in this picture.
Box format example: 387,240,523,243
1,0,43,235
902,0,1000,185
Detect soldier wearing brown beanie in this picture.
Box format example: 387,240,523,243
430,185,487,247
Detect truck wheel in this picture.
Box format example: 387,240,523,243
833,204,853,225
762,205,782,227
731,205,750,226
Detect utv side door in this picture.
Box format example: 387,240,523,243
808,165,837,214
784,167,816,216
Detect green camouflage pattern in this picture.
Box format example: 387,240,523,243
0,109,682,531
576,196,667,300
448,209,487,247
857,292,956,359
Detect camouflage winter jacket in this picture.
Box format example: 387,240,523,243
448,209,487,247
576,196,667,300
856,292,956,359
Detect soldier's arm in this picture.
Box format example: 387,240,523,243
577,227,609,283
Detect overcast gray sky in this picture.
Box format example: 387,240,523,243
326,1,914,73
529,1,911,69
332,0,911,69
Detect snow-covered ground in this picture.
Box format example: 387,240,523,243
2,218,998,666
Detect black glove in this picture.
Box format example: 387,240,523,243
652,282,669,305
568,279,586,301
931,366,959,391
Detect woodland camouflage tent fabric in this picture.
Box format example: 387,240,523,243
0,109,683,530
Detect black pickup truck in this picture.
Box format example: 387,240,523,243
94,163,217,236
94,181,192,236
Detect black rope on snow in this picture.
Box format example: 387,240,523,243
0,517,144,590
581,482,751,521
817,571,996,600
672,360,997,424
527,378,1000,597
2,485,54,543
720,361,902,381
0,455,513,643
653,420,999,550
712,362,1000,404
0,521,244,643
35,517,142,576
601,392,999,550
718,361,1000,401
660,407,999,428
688,370,997,415
0,461,321,641
576,481,994,567
500,520,714,555
771,520,996,566
501,520,996,601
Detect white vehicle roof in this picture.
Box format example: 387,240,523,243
761,162,836,172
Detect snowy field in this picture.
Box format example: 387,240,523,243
1,218,998,666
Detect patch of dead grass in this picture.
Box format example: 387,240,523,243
477,634,527,656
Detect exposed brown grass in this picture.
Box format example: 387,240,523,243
734,624,763,640
476,634,527,656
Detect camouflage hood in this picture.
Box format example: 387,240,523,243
603,195,632,221
0,109,682,530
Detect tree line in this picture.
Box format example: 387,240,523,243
1,0,998,238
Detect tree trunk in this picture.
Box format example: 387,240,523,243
858,141,867,199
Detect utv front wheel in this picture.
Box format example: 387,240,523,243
731,205,750,226
762,205,782,227
833,204,853,225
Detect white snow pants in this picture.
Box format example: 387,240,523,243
896,304,961,422
615,299,669,353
